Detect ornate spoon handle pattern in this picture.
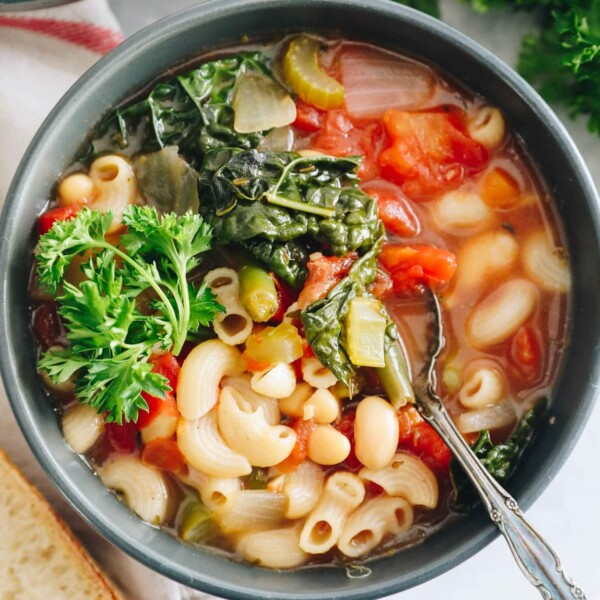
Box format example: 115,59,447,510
413,292,586,600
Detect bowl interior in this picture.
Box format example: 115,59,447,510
1,1,599,598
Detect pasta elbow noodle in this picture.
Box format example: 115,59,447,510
250,363,297,399
300,472,365,554
204,268,253,345
354,395,399,470
236,524,308,569
458,366,505,409
338,496,413,558
222,374,280,425
360,452,438,509
467,106,505,151
97,455,171,524
62,404,104,454
279,382,313,418
217,386,297,467
176,410,251,478
466,279,538,349
88,155,136,233
455,401,515,434
283,460,324,519
522,230,571,293
177,339,244,420
301,357,338,388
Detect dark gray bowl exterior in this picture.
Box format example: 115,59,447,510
1,1,599,598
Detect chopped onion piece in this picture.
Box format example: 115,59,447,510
455,402,516,434
233,71,296,133
257,126,295,152
340,46,435,119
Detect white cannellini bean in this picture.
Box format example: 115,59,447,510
354,396,399,470
308,425,351,465
57,173,94,206
522,230,571,293
303,388,340,424
466,279,539,349
279,382,314,418
431,187,493,233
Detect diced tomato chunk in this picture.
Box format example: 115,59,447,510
379,109,488,199
277,418,317,473
510,326,542,383
379,243,457,295
137,391,178,430
38,204,82,235
150,352,180,391
105,420,139,453
367,270,393,300
362,181,420,238
298,252,357,309
293,100,325,132
141,438,187,474
311,109,386,180
396,405,451,474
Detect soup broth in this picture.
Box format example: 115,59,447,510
31,35,570,569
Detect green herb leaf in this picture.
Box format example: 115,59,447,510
35,206,222,423
450,399,548,509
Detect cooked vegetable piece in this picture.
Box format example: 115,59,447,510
239,264,280,322
283,35,344,110
479,167,520,209
376,327,415,409
277,418,317,473
362,181,420,238
134,146,200,215
35,206,223,423
233,71,296,133
38,205,82,235
340,45,435,119
141,438,186,474
379,109,488,198
179,500,218,543
346,297,387,368
451,400,547,508
247,467,270,490
292,100,324,132
378,244,457,295
244,322,303,365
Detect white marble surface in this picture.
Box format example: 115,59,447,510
108,1,600,599
22,1,600,598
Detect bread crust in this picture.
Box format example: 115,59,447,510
0,447,123,600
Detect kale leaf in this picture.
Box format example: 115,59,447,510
88,52,272,165
300,232,383,391
200,149,380,286
450,399,548,509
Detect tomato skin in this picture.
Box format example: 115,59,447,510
277,418,317,473
105,420,139,453
293,101,324,132
510,326,542,382
297,252,357,309
335,410,362,471
269,273,298,323
379,110,488,199
142,438,187,474
379,244,457,294
362,182,420,238
368,270,393,300
311,109,386,181
38,205,81,235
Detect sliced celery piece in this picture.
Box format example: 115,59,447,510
346,297,386,368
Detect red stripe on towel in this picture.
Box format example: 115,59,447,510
0,16,124,54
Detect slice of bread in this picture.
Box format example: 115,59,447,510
0,448,122,600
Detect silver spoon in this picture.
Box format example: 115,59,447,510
412,290,586,600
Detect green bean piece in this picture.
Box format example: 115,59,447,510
376,338,415,410
179,501,217,543
238,264,279,322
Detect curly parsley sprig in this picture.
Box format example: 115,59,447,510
36,205,224,424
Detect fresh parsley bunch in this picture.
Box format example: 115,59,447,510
36,206,223,424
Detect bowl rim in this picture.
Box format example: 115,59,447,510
1,0,599,598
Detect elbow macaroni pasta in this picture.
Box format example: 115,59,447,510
236,524,308,569
62,404,104,454
282,460,324,519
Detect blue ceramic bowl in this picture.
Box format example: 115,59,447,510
1,1,599,598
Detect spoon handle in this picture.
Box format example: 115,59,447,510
423,399,586,600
